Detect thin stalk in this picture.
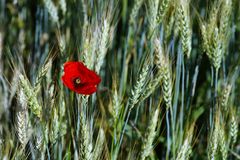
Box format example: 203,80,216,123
113,102,130,160
173,47,181,128
76,96,80,139
47,146,51,160
210,66,214,128
180,53,185,146
58,138,62,160
112,111,131,160
166,110,170,160
111,122,118,159
214,69,218,108
223,56,226,83
120,27,132,95
187,53,202,109
213,69,218,123
166,106,175,160
120,106,131,145
210,67,219,128
54,142,57,159
134,105,140,124
29,141,36,160
169,106,176,159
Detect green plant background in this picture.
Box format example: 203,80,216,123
0,0,239,159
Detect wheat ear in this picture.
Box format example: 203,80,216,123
19,74,42,119
140,108,160,160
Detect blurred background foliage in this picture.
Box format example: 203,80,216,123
0,0,240,159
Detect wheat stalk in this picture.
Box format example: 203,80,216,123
220,84,231,110
112,88,121,125
219,0,232,51
129,0,144,25
208,117,220,160
140,108,160,160
157,0,171,23
49,108,60,143
155,40,172,109
219,127,227,160
211,28,222,71
93,128,105,160
201,1,231,72
230,112,238,145
176,124,194,160
9,69,20,106
79,109,93,160
59,0,66,15
16,89,30,146
43,0,59,23
34,59,52,93
95,19,111,73
177,0,192,58
19,74,42,119
147,0,160,39
57,34,66,55
0,32,3,75
208,4,218,36
129,63,149,109
82,25,97,69
200,23,210,54
201,4,219,70
36,127,44,150
207,109,228,160
164,9,175,40
176,138,192,160
161,62,172,110
201,26,222,71
141,71,162,101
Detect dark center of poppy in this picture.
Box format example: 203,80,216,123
75,78,81,84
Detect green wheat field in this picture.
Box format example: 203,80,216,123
0,0,239,159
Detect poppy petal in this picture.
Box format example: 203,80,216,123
61,61,101,95
62,74,75,90
75,84,97,95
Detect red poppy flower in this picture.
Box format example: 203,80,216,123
61,61,101,95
